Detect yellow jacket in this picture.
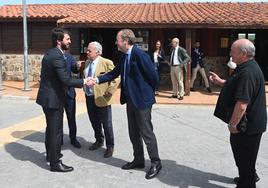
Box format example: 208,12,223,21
84,56,120,107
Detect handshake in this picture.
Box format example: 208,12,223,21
84,77,97,87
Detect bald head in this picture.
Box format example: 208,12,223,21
230,39,255,65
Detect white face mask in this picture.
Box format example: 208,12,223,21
227,57,237,69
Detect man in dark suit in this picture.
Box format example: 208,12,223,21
62,53,81,148
91,29,162,179
36,27,91,172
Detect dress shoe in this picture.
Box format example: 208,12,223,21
169,95,178,98
190,88,196,92
71,139,81,148
178,96,184,100
206,87,212,93
88,141,103,150
121,161,145,170
145,161,162,179
46,153,63,162
50,160,73,172
233,172,260,184
104,147,114,158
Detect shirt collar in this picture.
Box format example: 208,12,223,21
126,45,133,56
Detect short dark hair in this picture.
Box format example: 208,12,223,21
51,27,70,47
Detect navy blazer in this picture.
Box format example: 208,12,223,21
36,48,83,109
98,46,158,110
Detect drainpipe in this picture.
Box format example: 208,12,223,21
0,57,4,91
22,0,31,91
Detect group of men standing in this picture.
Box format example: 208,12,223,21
36,28,162,179
36,27,266,188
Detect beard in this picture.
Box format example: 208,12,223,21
61,42,69,51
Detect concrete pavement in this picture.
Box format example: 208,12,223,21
0,98,267,188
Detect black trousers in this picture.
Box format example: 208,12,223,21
86,96,114,148
126,99,160,164
63,96,77,140
43,107,64,165
230,133,262,188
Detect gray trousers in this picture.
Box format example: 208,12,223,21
126,99,160,163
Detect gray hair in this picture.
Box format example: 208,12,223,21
118,29,136,45
89,41,102,55
239,40,256,57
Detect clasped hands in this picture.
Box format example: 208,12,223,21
84,77,97,87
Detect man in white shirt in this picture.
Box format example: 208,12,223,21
169,38,191,100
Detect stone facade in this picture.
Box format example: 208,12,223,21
0,54,229,84
0,54,43,81
0,54,80,81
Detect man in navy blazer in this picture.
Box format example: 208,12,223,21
95,29,162,179
62,53,81,148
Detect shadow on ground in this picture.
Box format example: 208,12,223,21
7,130,234,187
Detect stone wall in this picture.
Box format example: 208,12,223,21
0,54,80,81
0,54,43,81
0,54,229,82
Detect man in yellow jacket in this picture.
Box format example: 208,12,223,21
83,41,120,158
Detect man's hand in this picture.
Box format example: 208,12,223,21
209,71,225,86
84,77,96,87
76,61,84,69
228,124,240,134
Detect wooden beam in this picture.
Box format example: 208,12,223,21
185,29,191,96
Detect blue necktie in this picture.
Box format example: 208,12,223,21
85,62,92,96
123,54,129,96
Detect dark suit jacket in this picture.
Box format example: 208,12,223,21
98,46,157,110
191,47,204,68
65,53,79,99
36,48,83,109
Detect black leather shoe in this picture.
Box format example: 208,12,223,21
50,161,73,172
206,87,212,93
178,96,184,100
169,95,178,98
233,173,260,184
89,141,103,150
121,161,145,170
71,139,81,148
104,147,114,158
190,88,196,92
46,153,63,162
145,161,162,179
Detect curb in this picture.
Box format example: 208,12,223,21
0,95,30,101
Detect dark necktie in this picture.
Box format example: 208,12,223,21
85,62,92,95
123,54,129,96
170,49,175,65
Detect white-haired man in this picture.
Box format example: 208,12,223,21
83,41,120,158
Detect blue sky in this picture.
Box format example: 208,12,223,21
1,0,267,6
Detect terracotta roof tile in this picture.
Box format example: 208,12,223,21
1,2,268,28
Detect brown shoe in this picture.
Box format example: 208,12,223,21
104,147,114,158
89,141,103,150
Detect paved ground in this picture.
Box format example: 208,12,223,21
0,98,267,188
